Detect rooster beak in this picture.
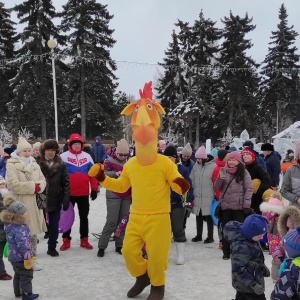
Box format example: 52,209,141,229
135,105,152,127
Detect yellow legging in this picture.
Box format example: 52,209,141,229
122,213,171,286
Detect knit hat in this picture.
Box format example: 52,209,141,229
227,151,243,163
116,139,129,154
242,148,256,162
3,195,27,214
181,143,192,157
283,227,300,258
217,149,228,161
0,176,5,185
32,142,41,150
240,214,268,241
228,146,237,153
243,140,254,149
4,148,13,156
261,143,274,151
163,145,178,158
295,142,300,160
195,146,207,159
267,191,284,207
210,148,218,158
16,137,32,153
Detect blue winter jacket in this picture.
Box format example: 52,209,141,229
91,136,107,163
264,151,281,186
171,164,193,209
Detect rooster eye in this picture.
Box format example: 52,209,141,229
134,105,139,111
146,104,153,110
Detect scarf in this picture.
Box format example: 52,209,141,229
11,150,33,169
225,164,237,175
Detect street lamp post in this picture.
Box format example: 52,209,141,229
47,39,58,141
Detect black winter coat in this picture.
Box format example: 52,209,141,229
245,160,272,214
36,155,70,212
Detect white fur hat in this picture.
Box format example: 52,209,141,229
17,137,32,153
116,139,129,154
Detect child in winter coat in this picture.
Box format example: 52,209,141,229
0,178,12,280
0,196,38,300
271,226,300,300
260,191,285,281
223,214,270,300
271,205,300,283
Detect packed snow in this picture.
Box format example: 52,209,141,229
0,189,274,300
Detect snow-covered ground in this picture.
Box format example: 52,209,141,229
1,189,274,300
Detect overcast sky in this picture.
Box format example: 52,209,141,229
6,0,300,98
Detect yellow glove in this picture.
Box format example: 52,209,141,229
88,163,106,182
24,257,36,270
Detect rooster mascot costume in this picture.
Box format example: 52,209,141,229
89,82,190,300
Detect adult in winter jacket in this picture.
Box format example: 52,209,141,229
190,146,215,244
36,140,70,257
242,148,272,215
60,133,98,251
164,146,193,265
223,215,270,300
281,143,300,209
91,136,107,163
214,151,252,260
261,143,281,189
97,139,132,258
5,137,46,260
179,143,195,174
242,141,266,170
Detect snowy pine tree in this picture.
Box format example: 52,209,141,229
58,0,118,140
260,4,300,136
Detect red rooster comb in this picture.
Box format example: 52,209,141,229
139,81,153,99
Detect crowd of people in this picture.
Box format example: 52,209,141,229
0,135,300,299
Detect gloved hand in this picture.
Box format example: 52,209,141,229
262,263,270,277
184,203,192,218
35,183,41,194
24,257,36,270
63,202,69,211
251,283,264,295
115,228,121,237
88,163,106,182
90,190,98,201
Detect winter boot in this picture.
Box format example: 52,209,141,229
146,285,165,300
60,238,71,251
22,292,39,300
191,235,202,242
80,237,93,249
175,242,185,265
127,272,150,298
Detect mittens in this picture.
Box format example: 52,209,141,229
24,257,36,270
251,283,264,295
35,183,41,194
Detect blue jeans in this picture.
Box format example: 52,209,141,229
47,210,60,250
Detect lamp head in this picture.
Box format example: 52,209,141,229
47,39,57,49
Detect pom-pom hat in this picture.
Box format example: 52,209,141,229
240,214,268,241
3,195,27,214
195,146,207,159
16,137,32,153
181,143,192,157
283,226,300,258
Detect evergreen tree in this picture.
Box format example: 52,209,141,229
218,12,260,136
59,0,117,141
156,29,188,142
260,4,300,135
9,0,62,139
0,2,17,124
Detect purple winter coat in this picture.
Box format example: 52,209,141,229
214,170,252,210
0,210,32,262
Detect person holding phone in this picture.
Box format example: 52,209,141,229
214,151,253,260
